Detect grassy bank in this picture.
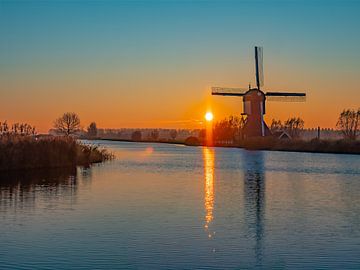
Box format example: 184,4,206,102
237,138,360,154
98,138,185,145
83,136,359,155
217,138,360,154
182,136,360,154
0,135,114,171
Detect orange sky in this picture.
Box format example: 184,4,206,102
1,63,359,133
1,61,358,133
1,1,359,133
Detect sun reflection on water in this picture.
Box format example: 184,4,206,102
203,147,215,235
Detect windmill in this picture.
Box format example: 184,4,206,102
212,47,306,138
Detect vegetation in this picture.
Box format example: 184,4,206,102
213,115,245,142
189,113,359,154
131,130,142,141
0,121,36,136
87,122,98,137
269,117,304,138
54,112,81,136
150,129,159,140
270,119,283,133
170,130,177,140
284,117,305,138
0,134,114,171
237,137,360,154
184,136,201,146
336,108,360,140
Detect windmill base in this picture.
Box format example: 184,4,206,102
243,120,272,138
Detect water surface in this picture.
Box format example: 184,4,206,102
1,141,359,269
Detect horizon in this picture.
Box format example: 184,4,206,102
1,0,360,133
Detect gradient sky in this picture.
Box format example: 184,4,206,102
1,0,359,132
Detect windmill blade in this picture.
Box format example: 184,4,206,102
211,87,248,96
255,46,264,89
265,92,306,102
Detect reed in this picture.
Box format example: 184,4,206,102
0,135,114,171
237,137,360,154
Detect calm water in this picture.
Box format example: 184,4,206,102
0,141,359,269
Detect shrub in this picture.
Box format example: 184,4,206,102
184,136,201,146
0,135,114,171
336,108,360,140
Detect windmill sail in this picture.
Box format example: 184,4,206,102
211,46,308,138
255,46,264,89
211,87,248,96
265,92,306,102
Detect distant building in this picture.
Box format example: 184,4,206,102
272,130,291,140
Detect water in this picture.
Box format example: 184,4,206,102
0,140,359,269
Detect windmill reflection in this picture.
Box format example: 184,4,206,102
243,151,265,264
203,147,215,237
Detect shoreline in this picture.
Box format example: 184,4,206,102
87,138,360,155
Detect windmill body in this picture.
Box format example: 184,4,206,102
212,47,306,138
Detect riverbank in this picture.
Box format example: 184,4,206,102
99,138,185,145
0,135,114,171
94,137,360,155
236,137,360,155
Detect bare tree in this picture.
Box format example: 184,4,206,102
270,119,283,133
284,117,304,138
213,115,245,142
54,112,81,136
336,108,360,140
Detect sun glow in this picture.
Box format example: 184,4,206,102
203,147,215,232
205,112,214,122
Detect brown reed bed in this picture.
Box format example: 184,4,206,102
185,136,360,154
0,135,114,171
237,137,360,154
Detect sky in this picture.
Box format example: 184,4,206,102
1,0,360,132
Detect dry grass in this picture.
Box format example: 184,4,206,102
237,137,360,154
0,135,114,171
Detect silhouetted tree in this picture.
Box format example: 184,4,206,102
284,117,304,138
213,115,245,142
54,112,81,136
0,121,36,136
170,129,177,140
336,108,360,140
0,121,9,135
270,119,283,133
87,122,98,137
184,136,200,146
131,130,142,141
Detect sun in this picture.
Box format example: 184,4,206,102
205,112,214,122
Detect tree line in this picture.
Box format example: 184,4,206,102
209,108,359,142
51,108,359,141
3,109,355,141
